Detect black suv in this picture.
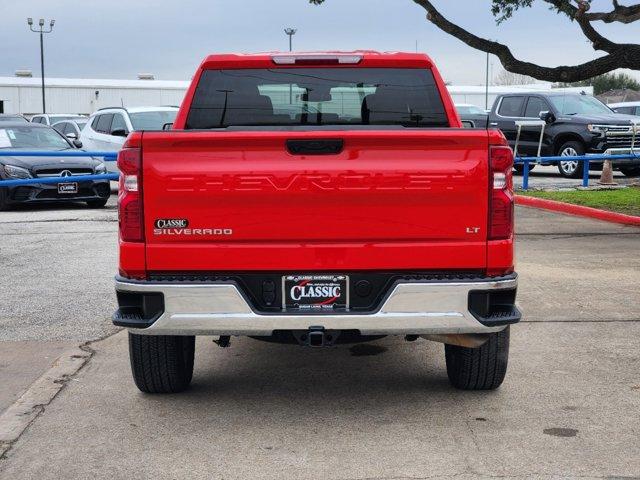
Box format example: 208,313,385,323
489,92,640,178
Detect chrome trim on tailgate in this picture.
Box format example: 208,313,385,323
115,276,518,336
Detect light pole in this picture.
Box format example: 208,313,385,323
284,28,297,104
284,28,297,52
485,51,490,110
28,17,55,114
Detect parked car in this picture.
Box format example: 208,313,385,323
80,107,178,170
0,122,110,209
455,103,488,128
113,51,521,394
31,114,86,126
0,114,29,123
52,119,88,140
608,101,640,117
489,92,640,177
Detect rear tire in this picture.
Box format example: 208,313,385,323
128,333,195,393
0,188,10,211
620,167,640,177
86,198,108,208
445,327,510,390
556,141,585,178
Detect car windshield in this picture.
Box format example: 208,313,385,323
0,116,28,123
549,95,613,115
456,105,484,114
129,110,177,130
76,121,88,130
186,68,449,128
0,126,70,149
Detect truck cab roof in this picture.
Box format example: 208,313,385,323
199,51,435,69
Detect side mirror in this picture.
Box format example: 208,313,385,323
111,129,128,137
539,111,556,124
65,132,78,140
162,122,173,131
72,139,83,148
461,120,475,128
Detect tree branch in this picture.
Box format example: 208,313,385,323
490,0,640,24
414,0,640,82
584,1,640,23
573,1,619,52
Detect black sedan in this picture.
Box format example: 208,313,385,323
0,122,111,210
455,104,489,129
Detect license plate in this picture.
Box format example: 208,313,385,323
57,182,78,194
283,275,349,312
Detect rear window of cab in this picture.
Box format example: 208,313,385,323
186,68,449,129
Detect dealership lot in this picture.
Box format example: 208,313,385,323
0,200,639,478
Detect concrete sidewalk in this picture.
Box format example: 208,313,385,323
1,323,639,479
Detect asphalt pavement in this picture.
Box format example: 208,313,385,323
0,195,639,479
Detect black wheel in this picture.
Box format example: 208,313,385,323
86,198,109,208
0,188,10,211
620,167,640,178
128,333,195,393
513,164,536,175
445,327,510,390
556,141,585,178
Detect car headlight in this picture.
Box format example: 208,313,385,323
587,124,609,134
3,164,32,179
94,162,107,174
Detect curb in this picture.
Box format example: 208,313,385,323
515,195,640,226
0,345,93,459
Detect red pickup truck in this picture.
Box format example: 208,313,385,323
113,51,520,394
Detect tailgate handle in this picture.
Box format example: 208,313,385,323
286,139,344,155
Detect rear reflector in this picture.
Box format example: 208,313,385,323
272,55,363,65
489,146,514,240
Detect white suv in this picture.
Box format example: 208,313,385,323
31,114,86,126
609,101,640,116
80,107,178,170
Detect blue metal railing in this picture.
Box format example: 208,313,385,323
514,153,640,190
0,150,118,186
1,149,638,191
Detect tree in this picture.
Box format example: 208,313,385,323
556,71,640,94
494,69,536,85
308,0,640,83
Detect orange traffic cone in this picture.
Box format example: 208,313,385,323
598,160,617,185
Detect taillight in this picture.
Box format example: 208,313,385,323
118,147,144,242
489,146,514,240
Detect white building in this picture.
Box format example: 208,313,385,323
0,76,189,116
0,76,593,116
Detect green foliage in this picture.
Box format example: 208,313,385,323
557,72,640,95
490,0,534,23
491,0,577,23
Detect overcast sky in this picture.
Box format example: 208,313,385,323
1,0,638,84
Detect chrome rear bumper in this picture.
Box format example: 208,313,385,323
114,275,520,336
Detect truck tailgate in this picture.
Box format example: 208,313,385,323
142,130,489,271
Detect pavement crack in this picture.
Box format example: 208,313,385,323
0,340,99,460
